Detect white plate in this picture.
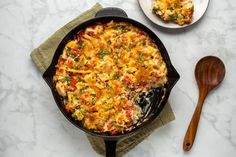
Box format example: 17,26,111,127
138,0,210,29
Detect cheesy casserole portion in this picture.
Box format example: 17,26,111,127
54,21,167,134
152,0,194,26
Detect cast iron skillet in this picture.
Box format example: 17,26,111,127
43,8,180,157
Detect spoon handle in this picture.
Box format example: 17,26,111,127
183,91,207,151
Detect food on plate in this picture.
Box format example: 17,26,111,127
152,0,194,26
54,21,167,134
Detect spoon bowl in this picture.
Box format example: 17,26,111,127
183,56,225,151
195,56,225,91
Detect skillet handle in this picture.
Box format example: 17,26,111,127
104,140,117,157
95,7,128,18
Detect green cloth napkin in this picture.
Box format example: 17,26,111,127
30,3,175,157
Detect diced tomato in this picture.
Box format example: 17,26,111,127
88,106,93,112
96,92,101,98
88,31,94,36
118,116,124,124
138,34,147,40
118,71,123,76
73,49,79,56
121,35,126,41
113,41,119,48
122,75,131,84
80,74,85,78
126,111,132,117
108,112,113,118
98,79,103,83
121,56,126,63
77,33,82,40
71,78,77,87
80,97,85,103
107,123,112,130
156,76,161,81
68,59,74,65
89,63,95,68
65,104,71,112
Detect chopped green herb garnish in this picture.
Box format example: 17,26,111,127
118,26,126,35
126,47,131,51
70,108,75,113
77,41,84,49
106,83,111,90
113,72,120,80
138,40,146,46
169,14,178,20
91,94,96,97
63,75,71,83
74,56,80,62
92,98,96,105
72,114,77,120
98,50,109,58
77,76,85,83
80,86,88,93
81,109,87,115
66,47,72,55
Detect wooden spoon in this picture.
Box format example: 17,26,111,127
183,56,225,151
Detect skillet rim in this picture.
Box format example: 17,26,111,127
43,15,180,139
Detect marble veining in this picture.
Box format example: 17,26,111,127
0,0,235,157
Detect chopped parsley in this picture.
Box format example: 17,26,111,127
91,94,96,97
125,47,131,52
113,72,120,80
138,40,146,46
106,83,111,90
72,114,77,120
74,56,80,62
80,86,88,93
81,109,87,115
63,75,71,83
66,47,72,55
70,108,75,113
98,50,109,58
92,98,96,105
118,26,126,35
77,41,84,49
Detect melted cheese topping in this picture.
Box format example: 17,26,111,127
152,0,194,26
54,21,167,134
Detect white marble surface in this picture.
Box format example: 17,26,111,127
0,0,235,157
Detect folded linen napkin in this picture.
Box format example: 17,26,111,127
30,3,175,157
